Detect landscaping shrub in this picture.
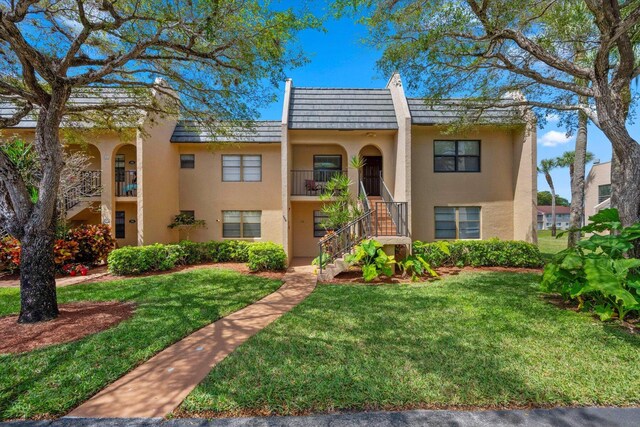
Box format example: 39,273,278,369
0,236,20,273
541,208,640,322
345,239,395,282
398,253,439,281
0,225,116,274
413,238,543,268
65,224,115,265
178,240,254,264
53,239,80,266
212,240,252,262
108,244,185,275
248,242,287,271
178,240,216,264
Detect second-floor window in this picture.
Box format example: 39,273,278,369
313,155,342,182
222,210,261,238
222,155,261,182
115,154,125,182
180,154,195,169
434,140,480,172
435,207,481,239
598,184,611,203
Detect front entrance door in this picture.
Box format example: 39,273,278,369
362,156,382,196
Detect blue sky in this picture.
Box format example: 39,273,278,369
257,4,626,201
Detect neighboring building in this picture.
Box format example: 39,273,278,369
584,160,611,222
537,206,571,230
1,74,538,259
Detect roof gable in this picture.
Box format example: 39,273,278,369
288,87,398,130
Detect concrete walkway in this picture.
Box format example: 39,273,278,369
66,261,317,419
5,407,640,426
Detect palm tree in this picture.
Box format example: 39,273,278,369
556,148,595,246
538,159,559,237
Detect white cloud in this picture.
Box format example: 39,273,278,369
538,130,573,147
546,113,560,124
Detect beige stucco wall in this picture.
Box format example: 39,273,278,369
291,144,348,171
411,125,534,242
584,161,611,220
291,201,324,257
137,113,180,245
511,123,537,243
177,143,283,244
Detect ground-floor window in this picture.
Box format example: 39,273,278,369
222,210,261,238
115,211,125,239
435,207,480,239
313,210,328,237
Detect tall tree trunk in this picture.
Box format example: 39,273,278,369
595,91,640,234
568,110,588,247
18,218,58,323
17,88,68,323
545,172,557,237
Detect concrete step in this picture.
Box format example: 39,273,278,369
318,255,351,282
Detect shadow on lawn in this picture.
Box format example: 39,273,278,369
0,269,282,420
183,272,640,415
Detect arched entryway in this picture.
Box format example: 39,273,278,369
359,145,382,196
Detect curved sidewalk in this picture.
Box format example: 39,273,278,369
67,261,317,419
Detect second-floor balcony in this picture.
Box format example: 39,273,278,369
116,170,138,197
290,169,346,196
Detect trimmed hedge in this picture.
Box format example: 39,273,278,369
108,244,185,275
248,242,287,272
178,240,252,264
413,239,543,268
108,240,287,275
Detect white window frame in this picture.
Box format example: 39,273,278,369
222,155,262,182
434,206,481,240
222,210,261,238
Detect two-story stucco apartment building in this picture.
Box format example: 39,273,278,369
584,160,612,221
1,74,537,259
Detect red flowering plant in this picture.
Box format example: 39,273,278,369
62,263,89,277
0,225,115,275
65,224,115,265
0,236,21,273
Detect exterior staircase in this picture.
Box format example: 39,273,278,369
368,196,397,236
60,171,101,219
317,178,409,282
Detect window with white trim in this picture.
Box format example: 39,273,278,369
222,155,262,182
222,211,261,238
598,184,611,203
435,207,480,239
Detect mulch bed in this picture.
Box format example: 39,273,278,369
0,301,136,355
324,265,543,285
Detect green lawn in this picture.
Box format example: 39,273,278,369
0,268,282,421
180,272,640,416
537,230,568,260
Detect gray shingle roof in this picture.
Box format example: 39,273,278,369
0,88,148,128
407,98,523,125
288,88,398,130
170,120,281,143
